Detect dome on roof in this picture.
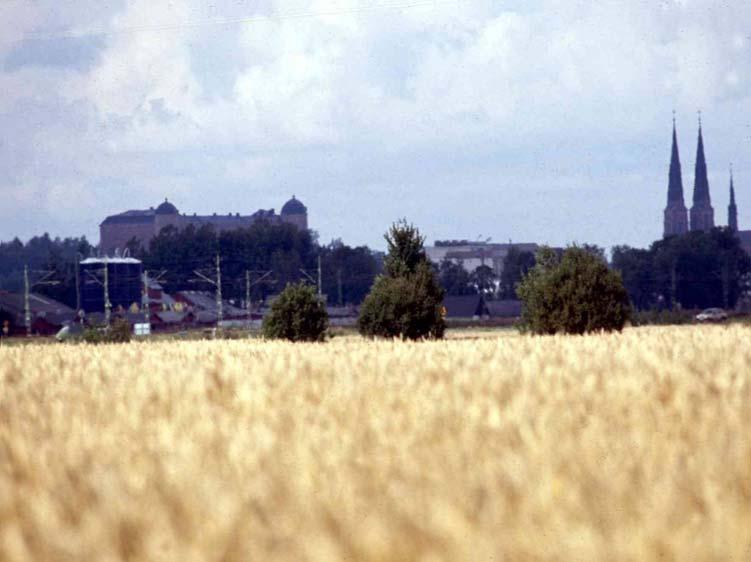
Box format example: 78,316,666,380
281,196,307,215
155,198,179,215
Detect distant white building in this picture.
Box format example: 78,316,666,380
425,241,539,277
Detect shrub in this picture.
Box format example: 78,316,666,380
517,246,631,335
630,309,694,326
108,318,133,343
82,318,132,344
358,262,446,340
262,282,328,342
82,325,105,344
358,221,445,340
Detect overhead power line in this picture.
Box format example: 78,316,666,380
3,0,462,45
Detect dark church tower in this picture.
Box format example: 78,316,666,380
663,117,688,237
689,116,715,232
728,166,738,232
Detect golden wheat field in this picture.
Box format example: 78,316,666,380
1,326,750,562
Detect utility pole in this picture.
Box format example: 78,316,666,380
23,265,59,337
24,265,31,337
142,269,167,329
143,271,150,325
191,256,223,328
317,255,322,298
243,270,273,315
74,253,81,312
216,254,223,325
103,257,111,327
245,270,251,314
671,260,677,310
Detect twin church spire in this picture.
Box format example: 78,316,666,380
663,114,728,238
663,116,689,236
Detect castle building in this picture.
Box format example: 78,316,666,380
100,196,308,255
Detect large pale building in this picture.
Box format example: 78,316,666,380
425,241,539,277
100,196,308,255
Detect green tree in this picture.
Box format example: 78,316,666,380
518,246,631,335
0,234,93,308
358,221,445,340
383,220,427,277
611,246,656,310
500,247,536,299
438,259,476,296
319,240,380,305
262,282,328,342
650,228,750,310
470,264,496,298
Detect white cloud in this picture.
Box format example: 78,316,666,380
2,0,751,249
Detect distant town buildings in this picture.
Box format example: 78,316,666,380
0,290,75,336
425,240,539,277
662,115,751,255
100,196,308,255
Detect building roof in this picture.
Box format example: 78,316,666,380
80,257,142,265
156,199,179,215
174,291,247,317
486,299,522,318
154,310,191,324
101,212,155,225
281,196,307,215
0,291,76,326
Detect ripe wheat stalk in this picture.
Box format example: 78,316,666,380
1,326,750,561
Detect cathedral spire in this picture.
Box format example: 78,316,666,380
728,164,738,232
690,112,715,231
692,114,711,205
663,113,688,237
667,114,684,205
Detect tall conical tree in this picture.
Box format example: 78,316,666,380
728,166,738,232
663,115,688,237
690,114,715,231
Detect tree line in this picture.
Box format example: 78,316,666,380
0,223,382,309
2,224,748,314
0,234,94,306
612,228,750,311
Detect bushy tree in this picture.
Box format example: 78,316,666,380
438,259,476,296
82,318,132,344
358,220,445,340
382,220,428,277
262,282,328,342
500,247,536,299
358,262,446,340
517,246,631,335
470,264,496,297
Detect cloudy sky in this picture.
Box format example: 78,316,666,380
1,0,750,251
